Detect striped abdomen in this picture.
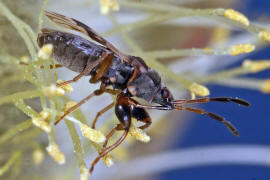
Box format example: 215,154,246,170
37,28,106,74
37,28,134,90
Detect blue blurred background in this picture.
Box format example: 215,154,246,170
163,0,270,179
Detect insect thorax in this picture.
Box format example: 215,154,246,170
126,57,163,102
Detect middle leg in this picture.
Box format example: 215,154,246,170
57,51,112,87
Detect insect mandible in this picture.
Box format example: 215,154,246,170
37,11,250,174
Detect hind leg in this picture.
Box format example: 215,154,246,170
89,93,131,174
131,106,152,130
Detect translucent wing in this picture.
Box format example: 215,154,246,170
44,11,130,62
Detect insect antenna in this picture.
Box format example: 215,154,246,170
174,105,239,136
172,97,250,106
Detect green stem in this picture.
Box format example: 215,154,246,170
65,120,86,167
0,2,37,59
0,119,32,145
0,90,42,106
0,151,21,176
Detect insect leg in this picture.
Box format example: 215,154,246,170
90,129,128,174
89,94,131,174
91,102,114,129
102,124,123,148
173,97,249,106
54,88,104,125
56,52,110,87
131,106,152,130
175,105,239,136
19,61,63,69
90,53,114,83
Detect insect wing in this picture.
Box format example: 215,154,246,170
44,11,129,62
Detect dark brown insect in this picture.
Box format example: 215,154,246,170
37,11,250,174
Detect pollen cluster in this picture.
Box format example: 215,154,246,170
223,9,250,26
42,84,65,97
80,165,90,180
228,44,255,56
258,30,270,42
56,80,73,93
129,126,151,143
261,79,270,93
79,123,106,143
102,154,114,167
46,143,66,165
99,0,119,15
242,60,270,73
189,83,210,99
31,109,51,133
38,44,53,59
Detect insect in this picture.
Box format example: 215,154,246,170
37,11,250,174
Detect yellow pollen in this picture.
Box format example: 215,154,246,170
46,143,65,165
80,165,90,180
242,60,270,73
38,44,53,59
42,84,65,97
100,0,119,15
129,126,150,143
204,48,212,54
79,124,106,143
32,117,51,133
64,101,78,111
261,79,270,93
228,44,255,56
39,109,50,121
224,9,250,26
102,154,114,167
189,83,210,97
56,80,73,93
20,56,29,64
32,149,44,165
258,30,270,42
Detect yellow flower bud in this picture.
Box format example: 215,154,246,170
43,84,65,97
258,30,270,42
100,0,119,15
102,154,114,167
38,44,53,59
20,56,29,64
39,109,50,121
32,149,44,165
46,143,65,165
64,101,78,111
79,124,106,143
57,80,73,93
242,60,270,73
189,83,210,97
80,165,90,180
228,44,255,56
224,9,249,26
129,126,150,143
32,117,51,133
261,79,270,93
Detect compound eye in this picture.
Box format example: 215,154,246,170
161,88,170,99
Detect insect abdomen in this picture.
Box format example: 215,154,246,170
37,29,105,74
